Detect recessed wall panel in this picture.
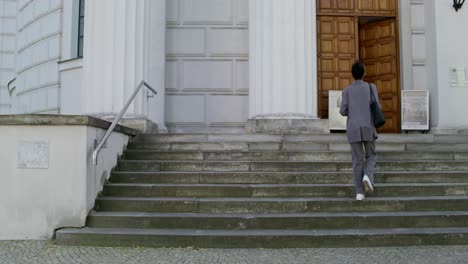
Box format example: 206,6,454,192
207,95,248,123
165,95,205,123
235,60,249,90
182,0,232,23
207,29,248,55
166,0,179,23
236,0,248,24
166,28,205,55
182,61,233,90
165,61,178,89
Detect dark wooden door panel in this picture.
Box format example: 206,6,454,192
317,16,356,118
356,0,397,16
359,19,400,133
317,0,354,14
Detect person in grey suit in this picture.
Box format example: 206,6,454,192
340,61,379,201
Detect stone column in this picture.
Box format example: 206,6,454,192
248,0,325,133
82,0,165,131
249,0,317,119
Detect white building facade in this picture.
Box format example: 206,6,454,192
1,0,468,133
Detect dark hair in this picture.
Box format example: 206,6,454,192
351,61,365,80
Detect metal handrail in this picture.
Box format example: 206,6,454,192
92,80,157,165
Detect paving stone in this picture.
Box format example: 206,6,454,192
1,241,468,264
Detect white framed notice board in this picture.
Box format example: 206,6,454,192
401,90,429,131
328,90,347,130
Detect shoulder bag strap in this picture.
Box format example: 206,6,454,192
369,83,376,103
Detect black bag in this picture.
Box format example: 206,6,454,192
369,83,385,128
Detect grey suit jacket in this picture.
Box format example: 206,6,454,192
340,80,380,143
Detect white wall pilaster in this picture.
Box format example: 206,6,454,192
249,0,317,119
144,0,166,130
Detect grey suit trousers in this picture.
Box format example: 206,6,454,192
350,140,376,194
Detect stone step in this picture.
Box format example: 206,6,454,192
94,196,468,213
127,141,331,152
123,150,468,161
116,160,468,172
110,171,468,184
56,227,468,248
133,133,284,143
133,133,468,144
127,140,468,152
102,183,468,198
85,211,468,230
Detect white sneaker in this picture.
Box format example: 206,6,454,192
356,194,365,201
362,175,374,193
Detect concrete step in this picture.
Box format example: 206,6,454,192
133,133,284,143
116,160,468,172
56,227,468,248
55,132,468,248
94,196,468,213
127,141,399,152
102,183,468,198
86,211,468,230
127,141,330,152
123,150,468,161
128,140,468,152
132,133,468,144
110,171,468,184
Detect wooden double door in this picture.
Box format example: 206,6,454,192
317,0,400,133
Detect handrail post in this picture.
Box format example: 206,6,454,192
92,80,157,165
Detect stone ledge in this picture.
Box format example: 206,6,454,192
0,115,138,136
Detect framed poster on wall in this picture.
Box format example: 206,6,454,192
401,90,429,131
328,90,347,130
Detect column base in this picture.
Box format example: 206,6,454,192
246,118,329,134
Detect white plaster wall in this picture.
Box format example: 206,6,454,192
0,0,16,114
165,0,249,132
0,125,129,240
59,59,83,115
0,126,86,239
433,1,468,130
14,0,62,114
85,126,129,213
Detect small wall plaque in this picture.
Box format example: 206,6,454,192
17,140,49,169
401,90,429,131
451,65,468,87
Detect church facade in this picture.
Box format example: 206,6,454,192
1,0,468,133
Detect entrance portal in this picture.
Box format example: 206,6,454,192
316,0,400,133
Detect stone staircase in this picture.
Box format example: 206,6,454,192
56,133,468,248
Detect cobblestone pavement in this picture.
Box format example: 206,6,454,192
1,241,468,264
